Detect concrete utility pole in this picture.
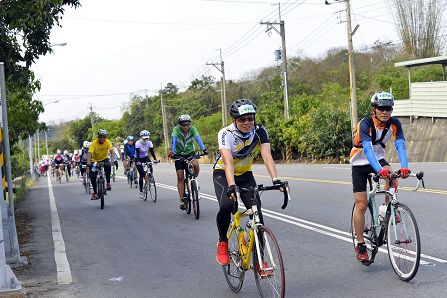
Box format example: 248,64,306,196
326,0,359,141
29,135,33,177
45,129,49,156
37,129,40,161
207,49,228,127
160,84,170,159
89,103,95,139
261,3,289,119
0,63,27,272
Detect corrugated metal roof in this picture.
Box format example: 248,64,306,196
394,55,447,68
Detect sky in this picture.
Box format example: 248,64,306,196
34,0,399,124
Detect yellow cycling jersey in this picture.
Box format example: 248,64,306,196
88,139,113,162
214,123,269,176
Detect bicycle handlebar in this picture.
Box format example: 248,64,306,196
232,181,290,214
172,152,206,161
371,170,425,191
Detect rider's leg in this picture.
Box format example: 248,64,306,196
136,163,145,192
213,170,232,242
192,159,200,177
176,170,185,199
353,192,368,243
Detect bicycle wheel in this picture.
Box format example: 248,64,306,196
65,169,69,182
191,179,200,219
222,226,245,292
184,180,191,214
252,225,285,298
112,167,116,182
149,174,157,203
84,176,88,194
87,177,91,194
129,171,133,188
350,203,378,265
99,180,105,209
387,203,420,282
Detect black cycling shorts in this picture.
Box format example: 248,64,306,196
351,159,390,193
174,153,195,171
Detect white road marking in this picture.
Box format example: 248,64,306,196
47,175,73,284
109,276,124,281
156,182,447,265
322,167,350,170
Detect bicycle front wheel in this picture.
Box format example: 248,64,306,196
350,203,378,265
98,180,105,209
253,225,285,298
387,202,420,282
191,179,199,219
149,174,157,202
143,180,148,201
184,180,191,214
222,226,244,292
65,170,69,182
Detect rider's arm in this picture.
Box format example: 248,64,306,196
171,136,178,154
87,152,92,165
260,143,278,180
392,119,409,169
193,135,206,151
149,148,157,160
220,148,236,186
135,148,140,163
361,140,382,173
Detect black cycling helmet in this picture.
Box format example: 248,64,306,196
370,92,394,107
229,99,257,118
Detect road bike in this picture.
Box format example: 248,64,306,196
350,170,424,281
93,162,107,210
141,161,158,202
173,153,205,219
75,164,80,178
128,160,138,188
223,182,290,297
81,164,91,194
55,165,62,184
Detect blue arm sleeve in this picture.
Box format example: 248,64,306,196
362,140,382,173
395,139,408,168
171,136,177,154
194,135,206,150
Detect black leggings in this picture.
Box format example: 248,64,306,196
89,159,111,194
136,156,153,192
213,170,264,242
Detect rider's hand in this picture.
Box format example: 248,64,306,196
378,168,391,178
155,159,160,164
169,152,175,159
399,168,410,179
226,185,239,201
136,161,141,166
203,148,208,155
272,178,285,192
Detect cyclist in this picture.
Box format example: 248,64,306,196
213,99,284,266
350,91,409,262
123,136,136,176
63,150,72,178
53,149,64,180
170,114,207,210
72,150,81,177
87,129,115,200
135,130,159,199
109,142,120,171
80,141,90,181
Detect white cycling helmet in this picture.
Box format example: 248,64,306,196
56,149,61,154
140,130,150,139
74,150,79,155
63,150,68,155
83,141,90,148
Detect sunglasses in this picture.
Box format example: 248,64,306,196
376,106,393,112
236,116,255,123
180,123,191,127
98,135,107,139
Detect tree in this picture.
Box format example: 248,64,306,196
392,0,447,58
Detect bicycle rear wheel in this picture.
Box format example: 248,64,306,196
222,226,244,292
191,179,199,219
387,202,420,282
350,203,378,265
149,174,157,202
253,225,285,298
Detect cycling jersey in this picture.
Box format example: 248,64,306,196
88,139,113,162
135,140,153,158
108,147,120,160
72,154,81,163
124,143,136,159
350,115,408,172
54,154,64,164
80,148,89,162
214,123,269,176
171,125,205,155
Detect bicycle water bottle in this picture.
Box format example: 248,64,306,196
378,204,387,224
92,162,98,172
238,227,248,255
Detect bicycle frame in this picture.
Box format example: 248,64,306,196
368,172,423,246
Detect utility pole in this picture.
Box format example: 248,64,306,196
261,3,289,119
28,135,33,177
89,103,95,139
326,0,359,141
36,129,40,161
45,129,49,156
207,49,227,127
160,84,170,159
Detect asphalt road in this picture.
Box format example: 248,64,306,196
13,162,447,297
